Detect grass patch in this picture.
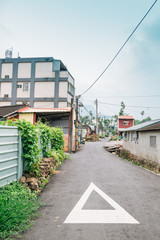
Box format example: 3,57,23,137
0,181,41,240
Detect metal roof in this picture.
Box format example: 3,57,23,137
20,107,71,113
118,116,134,119
0,105,29,117
120,119,160,132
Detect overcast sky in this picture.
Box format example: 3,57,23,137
0,0,159,119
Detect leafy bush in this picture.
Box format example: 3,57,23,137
110,135,121,141
46,149,67,167
50,127,64,150
0,121,6,126
36,121,51,157
0,182,41,240
8,119,40,171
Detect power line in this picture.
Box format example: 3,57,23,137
79,100,94,117
99,101,160,109
83,94,160,99
80,0,158,97
82,99,160,109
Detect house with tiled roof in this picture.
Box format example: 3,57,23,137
121,119,160,167
0,105,76,152
118,116,134,135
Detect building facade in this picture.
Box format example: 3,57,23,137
0,57,75,108
118,116,134,135
122,119,160,165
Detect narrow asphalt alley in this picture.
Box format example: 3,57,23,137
23,140,160,240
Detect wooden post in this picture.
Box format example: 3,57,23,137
96,99,99,139
69,98,73,153
75,97,79,151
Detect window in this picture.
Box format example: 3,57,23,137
131,132,136,141
4,94,9,98
5,75,9,79
127,132,130,141
124,132,127,140
17,84,22,88
68,83,74,95
150,136,156,148
123,121,129,126
23,82,29,91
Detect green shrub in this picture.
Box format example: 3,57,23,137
110,135,121,141
36,121,51,157
0,121,6,126
8,120,40,171
50,127,64,150
0,182,41,240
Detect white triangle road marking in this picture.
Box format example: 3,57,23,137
64,182,139,224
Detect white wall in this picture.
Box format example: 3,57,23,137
59,71,68,78
16,101,30,105
34,82,55,98
59,82,67,98
34,101,54,108
1,63,13,78
67,93,73,104
0,82,12,98
68,73,74,86
18,63,31,78
35,62,55,78
16,82,30,98
58,102,67,108
123,131,160,164
0,101,11,106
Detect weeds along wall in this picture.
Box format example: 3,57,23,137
7,120,64,172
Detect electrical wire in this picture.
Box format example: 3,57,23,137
98,101,160,109
83,94,160,99
82,99,160,109
80,0,158,97
79,100,94,117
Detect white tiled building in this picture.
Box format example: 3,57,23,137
0,57,75,108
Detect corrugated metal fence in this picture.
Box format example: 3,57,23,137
0,126,23,187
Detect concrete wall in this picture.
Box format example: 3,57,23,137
0,82,12,98
58,102,67,108
34,82,55,98
35,62,55,78
19,113,34,124
16,101,30,105
67,93,73,104
59,82,68,98
34,101,54,108
123,131,160,164
18,63,31,78
0,101,11,106
17,82,30,98
1,63,13,78
59,71,68,78
68,73,74,86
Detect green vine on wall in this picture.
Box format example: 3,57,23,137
50,127,64,150
6,119,65,173
8,120,40,171
36,121,51,157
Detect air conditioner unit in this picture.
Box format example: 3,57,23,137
4,94,9,98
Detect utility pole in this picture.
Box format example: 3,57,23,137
96,99,99,138
69,98,73,153
75,96,79,151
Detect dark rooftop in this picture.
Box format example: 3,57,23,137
0,105,28,117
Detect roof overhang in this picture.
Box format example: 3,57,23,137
120,120,160,132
